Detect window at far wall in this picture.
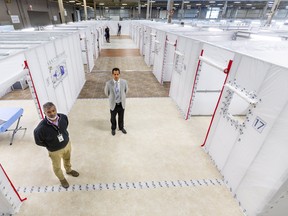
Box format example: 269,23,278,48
206,7,220,19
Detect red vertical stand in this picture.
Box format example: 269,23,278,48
24,60,44,119
201,60,233,147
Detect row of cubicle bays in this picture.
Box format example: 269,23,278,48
0,22,106,99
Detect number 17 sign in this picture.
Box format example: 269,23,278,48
253,116,267,133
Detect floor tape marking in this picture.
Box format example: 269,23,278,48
17,178,224,194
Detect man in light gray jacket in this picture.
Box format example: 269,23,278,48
104,68,128,136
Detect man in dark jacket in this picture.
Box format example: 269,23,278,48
105,26,110,43
34,102,79,188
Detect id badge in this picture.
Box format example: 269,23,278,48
57,134,64,142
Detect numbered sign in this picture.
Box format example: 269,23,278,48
253,116,266,133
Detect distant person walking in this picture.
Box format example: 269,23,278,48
117,23,121,36
104,68,128,136
105,26,110,43
34,102,79,189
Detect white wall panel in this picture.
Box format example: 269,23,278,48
25,33,85,117
163,33,177,82
190,43,234,115
169,37,201,117
152,30,166,83
0,54,26,96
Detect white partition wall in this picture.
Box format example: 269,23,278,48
189,43,235,115
169,37,203,118
139,26,145,56
25,33,85,117
143,27,157,67
149,28,157,67
80,30,94,72
152,30,166,83
204,52,288,216
142,26,151,59
98,26,104,51
0,164,26,215
0,54,27,97
162,33,178,82
168,36,235,118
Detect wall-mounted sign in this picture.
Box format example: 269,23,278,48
53,15,57,21
10,15,20,24
47,52,68,88
253,116,267,133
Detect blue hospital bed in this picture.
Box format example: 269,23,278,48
0,107,26,145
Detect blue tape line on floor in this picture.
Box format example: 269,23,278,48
16,178,224,194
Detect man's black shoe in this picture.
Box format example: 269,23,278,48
112,130,115,136
121,128,127,134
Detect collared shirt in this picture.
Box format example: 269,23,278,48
113,79,121,92
47,115,59,127
113,79,121,103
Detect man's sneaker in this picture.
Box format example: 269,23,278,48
60,178,69,188
66,170,79,177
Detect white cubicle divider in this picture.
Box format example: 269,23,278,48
187,43,234,115
167,34,235,118
152,29,166,84
204,52,288,216
139,25,145,56
142,25,150,57
168,37,202,118
130,22,138,45
44,26,95,73
143,26,152,65
136,25,143,50
143,27,157,67
79,30,94,72
24,32,85,117
0,54,27,97
0,164,26,215
160,33,178,83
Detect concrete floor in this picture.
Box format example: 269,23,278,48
0,36,244,216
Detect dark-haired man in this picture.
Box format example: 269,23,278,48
104,68,128,136
34,102,79,188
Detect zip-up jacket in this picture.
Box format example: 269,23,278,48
34,113,69,152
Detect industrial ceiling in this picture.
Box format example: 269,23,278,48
52,0,288,10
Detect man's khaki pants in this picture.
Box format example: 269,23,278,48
48,142,72,181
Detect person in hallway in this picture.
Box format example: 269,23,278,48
105,26,110,43
34,102,79,189
104,68,128,136
117,23,121,36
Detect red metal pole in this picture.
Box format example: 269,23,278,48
201,60,233,147
24,60,44,119
0,163,27,202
